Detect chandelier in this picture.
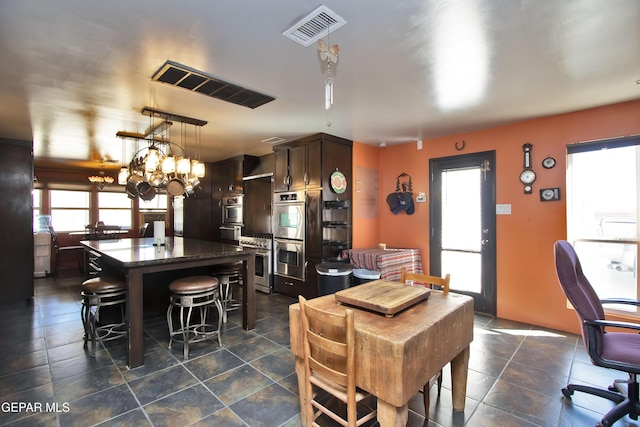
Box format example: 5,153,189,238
117,107,207,201
88,171,114,190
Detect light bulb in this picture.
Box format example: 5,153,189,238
118,167,129,185
161,156,175,174
176,157,191,175
191,160,205,178
145,148,160,172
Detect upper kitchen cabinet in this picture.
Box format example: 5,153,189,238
289,142,321,190
273,149,289,192
274,140,320,191
273,133,352,197
183,162,214,240
211,155,259,196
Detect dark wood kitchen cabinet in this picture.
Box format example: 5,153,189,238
183,155,259,242
273,137,322,191
273,133,352,299
273,149,289,192
0,138,34,301
305,189,322,260
183,162,214,241
289,141,321,190
211,155,259,196
273,133,350,194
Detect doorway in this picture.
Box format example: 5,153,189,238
429,151,496,314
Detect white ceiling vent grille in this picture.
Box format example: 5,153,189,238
283,6,346,47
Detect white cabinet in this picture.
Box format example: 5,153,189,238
34,232,51,278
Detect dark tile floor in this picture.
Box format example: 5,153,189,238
0,273,638,426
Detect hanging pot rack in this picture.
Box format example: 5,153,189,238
116,107,207,200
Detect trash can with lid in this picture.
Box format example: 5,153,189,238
353,269,381,286
316,262,354,296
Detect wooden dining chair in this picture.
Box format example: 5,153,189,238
298,296,377,427
400,267,450,294
399,267,450,417
49,226,84,279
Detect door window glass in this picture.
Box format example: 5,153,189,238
441,167,482,293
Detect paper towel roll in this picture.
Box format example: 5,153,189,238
154,221,166,245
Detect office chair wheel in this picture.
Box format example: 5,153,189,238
562,387,574,399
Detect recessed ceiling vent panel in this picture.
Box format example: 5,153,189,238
151,60,275,109
283,5,346,47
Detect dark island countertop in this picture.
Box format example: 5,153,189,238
81,237,256,268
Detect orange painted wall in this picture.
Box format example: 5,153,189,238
352,99,640,334
352,142,381,248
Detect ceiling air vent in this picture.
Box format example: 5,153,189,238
283,5,346,47
151,60,275,109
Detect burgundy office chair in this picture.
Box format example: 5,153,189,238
554,240,640,427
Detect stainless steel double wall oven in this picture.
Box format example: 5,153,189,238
273,191,305,281
219,195,243,241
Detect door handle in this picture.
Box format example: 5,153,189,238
481,239,490,245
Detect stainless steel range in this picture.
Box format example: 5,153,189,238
238,233,273,294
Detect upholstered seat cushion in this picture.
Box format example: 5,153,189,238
210,262,243,275
601,332,640,367
82,276,126,293
169,276,220,294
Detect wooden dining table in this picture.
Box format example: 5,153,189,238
289,279,474,427
81,237,256,368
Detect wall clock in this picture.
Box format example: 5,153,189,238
520,143,536,194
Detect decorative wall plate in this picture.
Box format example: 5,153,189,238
330,170,347,194
542,157,556,169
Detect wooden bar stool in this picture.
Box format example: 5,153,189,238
80,276,127,357
167,275,224,360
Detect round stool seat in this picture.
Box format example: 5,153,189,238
80,276,127,358
169,276,220,294
82,276,126,293
167,275,223,360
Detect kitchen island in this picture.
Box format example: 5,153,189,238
80,237,256,368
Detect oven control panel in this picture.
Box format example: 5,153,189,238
276,191,303,203
239,239,270,249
